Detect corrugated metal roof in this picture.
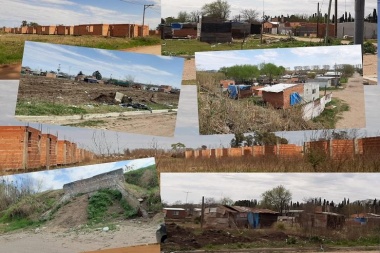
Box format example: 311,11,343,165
258,83,301,93
163,207,185,211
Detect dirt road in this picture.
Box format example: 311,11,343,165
0,219,159,253
333,72,366,129
182,58,196,81
16,110,177,136
82,244,160,253
121,45,161,55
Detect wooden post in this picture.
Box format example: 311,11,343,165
201,196,205,229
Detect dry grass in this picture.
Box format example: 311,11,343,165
156,154,380,173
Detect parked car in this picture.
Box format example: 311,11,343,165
156,223,167,243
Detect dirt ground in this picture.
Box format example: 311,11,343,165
333,72,366,129
0,193,164,253
162,223,379,253
16,75,179,136
82,244,160,253
182,58,196,81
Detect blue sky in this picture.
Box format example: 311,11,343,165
162,0,376,21
195,45,363,71
0,157,155,192
0,0,160,29
160,173,380,205
22,41,184,88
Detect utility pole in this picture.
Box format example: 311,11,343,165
142,4,154,37
354,0,365,62
184,191,191,204
325,0,333,45
317,2,320,38
201,196,205,229
334,0,338,37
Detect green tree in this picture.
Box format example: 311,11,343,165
230,133,245,147
92,70,102,80
261,185,292,215
171,142,186,152
219,64,260,84
21,20,27,27
259,63,285,83
177,11,190,22
253,131,288,145
201,0,231,20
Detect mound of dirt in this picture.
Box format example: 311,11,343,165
93,93,117,104
163,222,291,251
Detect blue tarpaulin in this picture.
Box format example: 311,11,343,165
248,212,260,228
290,92,302,106
227,85,251,99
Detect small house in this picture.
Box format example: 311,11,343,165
303,83,319,103
163,207,187,219
227,84,253,99
258,83,304,109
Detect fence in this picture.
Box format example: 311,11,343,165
185,136,380,160
302,93,332,120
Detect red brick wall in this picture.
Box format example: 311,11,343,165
173,28,197,38
57,140,67,165
165,210,187,219
57,26,74,35
220,80,235,89
229,148,242,157
262,91,284,108
109,24,137,37
0,127,26,170
27,26,37,34
26,127,41,169
282,84,304,109
74,24,109,36
362,137,380,155
331,139,355,160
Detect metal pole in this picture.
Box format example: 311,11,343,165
354,0,365,55
201,196,205,229
334,0,338,37
142,4,154,37
325,0,333,44
317,2,319,37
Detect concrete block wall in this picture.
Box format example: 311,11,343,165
63,169,124,196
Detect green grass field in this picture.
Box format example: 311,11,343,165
162,36,343,56
0,34,161,64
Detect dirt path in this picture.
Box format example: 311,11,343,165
333,72,366,129
363,53,377,85
16,111,177,137
0,64,21,80
82,244,160,253
121,45,161,55
0,218,160,253
182,58,196,81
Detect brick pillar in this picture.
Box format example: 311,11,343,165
22,130,28,170
329,139,333,157
353,138,359,155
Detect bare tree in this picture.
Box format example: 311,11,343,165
240,9,259,23
202,0,231,20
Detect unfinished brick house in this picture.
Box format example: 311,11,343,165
108,24,141,37
56,25,74,35
27,26,37,34
0,126,41,172
164,207,187,219
259,83,304,109
40,133,58,169
35,26,57,35
74,24,109,36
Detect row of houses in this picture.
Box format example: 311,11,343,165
0,126,95,173
1,23,152,37
162,16,377,43
185,136,380,160
164,205,380,230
